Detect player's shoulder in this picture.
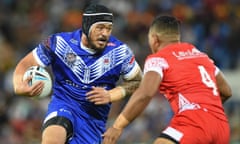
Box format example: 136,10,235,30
104,36,132,55
107,35,126,48
49,29,81,46
145,53,166,64
53,29,80,38
145,42,196,62
156,42,203,56
162,42,195,52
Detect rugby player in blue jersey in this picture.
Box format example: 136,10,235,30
13,4,142,144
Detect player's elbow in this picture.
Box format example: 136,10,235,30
216,72,232,103
219,85,232,103
225,86,232,97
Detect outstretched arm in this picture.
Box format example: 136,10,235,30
103,71,162,144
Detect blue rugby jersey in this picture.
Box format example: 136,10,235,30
32,29,140,122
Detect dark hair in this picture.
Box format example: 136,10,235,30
150,15,180,34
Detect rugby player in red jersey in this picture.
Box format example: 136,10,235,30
103,15,232,144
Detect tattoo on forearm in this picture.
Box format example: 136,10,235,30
120,71,142,96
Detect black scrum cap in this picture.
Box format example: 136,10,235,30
82,4,113,37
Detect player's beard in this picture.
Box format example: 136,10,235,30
87,36,108,53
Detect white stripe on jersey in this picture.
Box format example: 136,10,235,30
143,57,169,78
163,127,183,142
123,62,141,80
55,36,128,84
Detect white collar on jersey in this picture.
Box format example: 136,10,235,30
80,42,97,54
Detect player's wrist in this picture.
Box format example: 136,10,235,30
109,86,126,102
112,114,129,130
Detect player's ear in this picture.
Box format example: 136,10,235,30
152,34,161,47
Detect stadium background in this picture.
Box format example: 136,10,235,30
0,0,239,143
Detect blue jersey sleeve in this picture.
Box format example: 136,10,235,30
32,35,55,67
120,45,140,80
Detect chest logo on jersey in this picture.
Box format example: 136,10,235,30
55,36,126,84
64,52,77,67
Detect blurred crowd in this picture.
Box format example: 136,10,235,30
0,0,239,143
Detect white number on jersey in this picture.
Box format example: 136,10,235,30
198,66,218,96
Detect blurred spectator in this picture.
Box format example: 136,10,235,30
227,18,240,70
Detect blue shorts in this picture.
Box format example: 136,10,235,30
43,97,106,144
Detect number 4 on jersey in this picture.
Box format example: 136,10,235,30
198,66,218,96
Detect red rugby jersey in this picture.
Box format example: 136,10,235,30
144,42,227,121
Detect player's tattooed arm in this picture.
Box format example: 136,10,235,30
108,70,142,102
88,52,143,104
119,70,142,97
86,70,142,104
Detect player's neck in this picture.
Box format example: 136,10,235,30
80,34,97,54
158,40,180,50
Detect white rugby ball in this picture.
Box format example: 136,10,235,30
23,66,52,98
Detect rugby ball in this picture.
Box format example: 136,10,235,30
23,66,52,98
